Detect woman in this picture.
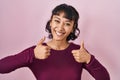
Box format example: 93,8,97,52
0,4,110,80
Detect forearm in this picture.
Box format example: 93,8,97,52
0,55,24,73
83,55,110,80
0,46,35,74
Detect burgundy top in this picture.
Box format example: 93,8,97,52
0,43,110,80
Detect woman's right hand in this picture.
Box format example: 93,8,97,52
34,37,51,59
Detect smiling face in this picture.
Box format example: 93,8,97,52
46,4,80,41
50,12,74,42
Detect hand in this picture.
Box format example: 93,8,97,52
72,41,91,64
34,37,51,59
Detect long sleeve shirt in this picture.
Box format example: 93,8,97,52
0,43,110,80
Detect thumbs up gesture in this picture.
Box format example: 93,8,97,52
34,37,51,59
72,41,91,64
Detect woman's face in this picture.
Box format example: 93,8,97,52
50,12,74,41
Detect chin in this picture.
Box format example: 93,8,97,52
53,37,66,41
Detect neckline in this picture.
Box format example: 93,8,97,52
44,42,73,52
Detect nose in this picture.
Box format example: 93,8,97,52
58,23,64,31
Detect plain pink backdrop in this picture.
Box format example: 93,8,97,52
0,0,120,80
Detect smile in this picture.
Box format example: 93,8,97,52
55,31,65,36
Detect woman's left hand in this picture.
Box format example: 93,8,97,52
72,41,91,64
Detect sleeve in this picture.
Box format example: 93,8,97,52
83,55,110,80
0,46,35,74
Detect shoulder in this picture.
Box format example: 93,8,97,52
20,45,36,54
26,45,36,50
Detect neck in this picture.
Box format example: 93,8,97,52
47,39,69,50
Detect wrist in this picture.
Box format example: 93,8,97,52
86,54,91,64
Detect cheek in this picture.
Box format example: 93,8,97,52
50,25,56,32
50,22,56,30
50,26,56,35
66,27,74,33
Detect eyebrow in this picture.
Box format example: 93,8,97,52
53,16,60,20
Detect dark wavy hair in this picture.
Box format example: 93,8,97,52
45,4,80,41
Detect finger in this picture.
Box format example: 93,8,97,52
46,52,50,56
46,49,51,53
44,48,50,53
72,53,76,57
75,56,80,60
46,46,51,50
72,50,77,54
44,46,51,51
73,52,80,57
45,46,51,52
37,37,46,45
80,40,84,49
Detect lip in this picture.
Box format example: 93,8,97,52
55,31,65,36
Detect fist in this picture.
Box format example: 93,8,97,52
34,37,51,59
72,41,91,64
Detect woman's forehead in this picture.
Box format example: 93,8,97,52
54,12,66,18
52,12,74,22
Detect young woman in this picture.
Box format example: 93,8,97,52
0,4,110,80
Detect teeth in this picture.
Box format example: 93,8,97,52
56,31,63,36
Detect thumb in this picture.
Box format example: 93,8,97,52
37,37,46,45
80,40,84,49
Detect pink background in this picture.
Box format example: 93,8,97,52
0,0,120,80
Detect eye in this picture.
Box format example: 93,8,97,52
65,23,71,26
54,20,60,23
